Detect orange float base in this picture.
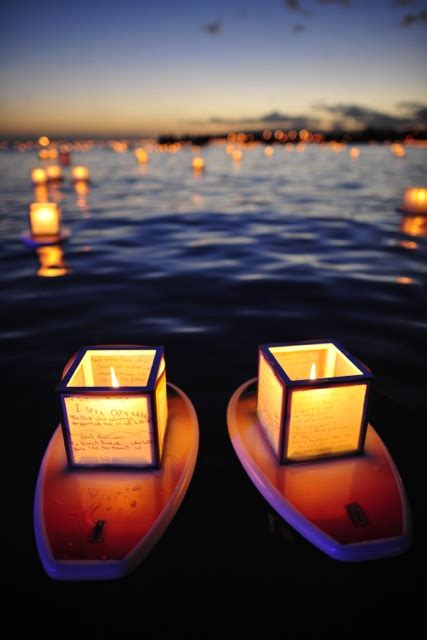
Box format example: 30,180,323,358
34,383,199,580
227,379,411,562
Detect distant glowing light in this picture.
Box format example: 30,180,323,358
46,165,63,182
135,147,149,163
350,148,360,159
402,187,427,214
192,156,205,171
38,136,50,147
264,145,274,157
232,149,243,162
31,167,48,186
263,130,272,141
71,166,90,182
29,202,61,237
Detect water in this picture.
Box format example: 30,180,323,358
1,145,426,618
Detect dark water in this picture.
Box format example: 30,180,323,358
2,146,426,626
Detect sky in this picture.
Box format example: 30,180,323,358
0,0,426,137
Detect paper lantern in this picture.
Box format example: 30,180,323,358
401,188,427,215
57,346,168,469
135,147,149,163
257,340,373,463
29,202,61,238
31,168,48,186
46,165,63,182
192,156,205,171
71,166,90,182
36,245,69,278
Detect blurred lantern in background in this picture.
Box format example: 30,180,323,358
135,147,149,164
31,167,48,186
401,187,427,215
46,165,63,182
71,166,90,182
28,202,61,239
192,156,205,172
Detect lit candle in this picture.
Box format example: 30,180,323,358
257,340,373,463
71,166,90,182
31,168,48,186
57,346,169,469
29,202,61,238
401,187,427,215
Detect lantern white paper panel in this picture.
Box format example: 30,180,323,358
286,384,366,461
63,394,154,466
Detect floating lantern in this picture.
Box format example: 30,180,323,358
257,340,373,463
350,147,360,159
46,165,63,182
28,202,61,238
264,146,274,157
39,148,58,160
192,156,205,172
57,346,168,469
71,165,90,182
392,143,405,158
31,167,48,186
135,147,149,163
36,244,69,278
38,136,50,147
401,187,427,215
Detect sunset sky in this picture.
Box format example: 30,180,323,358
1,0,426,137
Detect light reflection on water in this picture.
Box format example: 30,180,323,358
0,145,426,413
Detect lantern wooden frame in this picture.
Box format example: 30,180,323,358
57,345,168,470
257,339,373,464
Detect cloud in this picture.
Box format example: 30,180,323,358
201,110,320,130
292,23,307,32
283,1,310,15
317,102,427,130
200,19,222,35
187,102,427,132
400,9,427,25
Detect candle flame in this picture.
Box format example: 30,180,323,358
309,362,317,380
110,366,120,388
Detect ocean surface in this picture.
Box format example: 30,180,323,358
1,144,426,619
